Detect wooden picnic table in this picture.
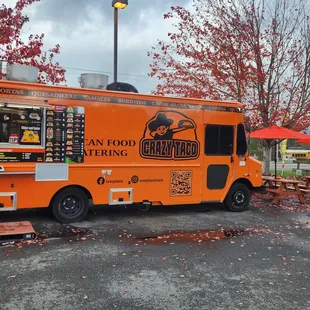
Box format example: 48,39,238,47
296,176,310,195
262,176,305,204
304,176,310,187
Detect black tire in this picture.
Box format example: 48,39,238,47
137,203,152,212
224,183,250,212
51,187,89,223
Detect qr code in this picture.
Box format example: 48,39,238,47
170,171,192,196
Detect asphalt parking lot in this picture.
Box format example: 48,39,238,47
0,201,310,310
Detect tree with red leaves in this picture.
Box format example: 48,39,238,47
0,0,66,84
148,0,310,173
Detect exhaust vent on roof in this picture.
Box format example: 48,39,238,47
7,64,38,83
107,82,139,93
78,73,109,90
0,61,4,75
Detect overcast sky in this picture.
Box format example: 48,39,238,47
3,0,191,93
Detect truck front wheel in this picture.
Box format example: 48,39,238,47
224,183,250,212
52,187,89,223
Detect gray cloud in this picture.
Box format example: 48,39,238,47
3,0,191,93
34,0,190,25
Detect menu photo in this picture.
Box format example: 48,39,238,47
19,125,41,145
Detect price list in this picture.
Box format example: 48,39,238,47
45,106,85,163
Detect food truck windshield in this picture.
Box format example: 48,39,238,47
0,104,43,147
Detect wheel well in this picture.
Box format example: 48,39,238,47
233,178,253,189
49,185,93,207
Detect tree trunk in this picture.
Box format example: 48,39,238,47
262,145,271,175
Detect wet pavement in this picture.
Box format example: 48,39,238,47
0,201,310,310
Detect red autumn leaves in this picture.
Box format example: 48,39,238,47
0,0,66,85
148,0,310,132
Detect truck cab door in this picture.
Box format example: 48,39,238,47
235,123,249,177
202,124,235,202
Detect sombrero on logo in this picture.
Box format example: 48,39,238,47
140,111,200,160
148,113,173,132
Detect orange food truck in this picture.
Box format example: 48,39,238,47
0,67,263,223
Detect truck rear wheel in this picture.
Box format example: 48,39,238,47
52,187,89,223
224,183,250,212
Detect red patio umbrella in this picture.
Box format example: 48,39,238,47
297,138,310,145
250,126,310,176
251,126,309,140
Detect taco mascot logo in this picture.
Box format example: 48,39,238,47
140,111,200,160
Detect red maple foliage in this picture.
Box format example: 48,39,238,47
0,0,66,84
148,0,310,131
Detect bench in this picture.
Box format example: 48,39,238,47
300,189,310,194
293,160,310,170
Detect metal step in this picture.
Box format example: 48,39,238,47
0,221,36,244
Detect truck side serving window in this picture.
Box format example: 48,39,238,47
205,125,234,156
236,123,248,156
0,105,43,146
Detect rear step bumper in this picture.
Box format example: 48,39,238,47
0,221,36,244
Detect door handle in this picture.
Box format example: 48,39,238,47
231,156,234,163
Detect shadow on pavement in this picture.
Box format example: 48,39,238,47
0,203,226,225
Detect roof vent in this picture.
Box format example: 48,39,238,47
6,64,38,83
78,73,109,90
0,61,5,75
107,82,139,93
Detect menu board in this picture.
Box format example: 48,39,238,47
65,107,85,163
0,150,44,162
0,106,45,162
45,106,85,163
11,108,42,125
0,107,43,146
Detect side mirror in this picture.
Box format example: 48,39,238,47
229,144,233,154
244,118,251,133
